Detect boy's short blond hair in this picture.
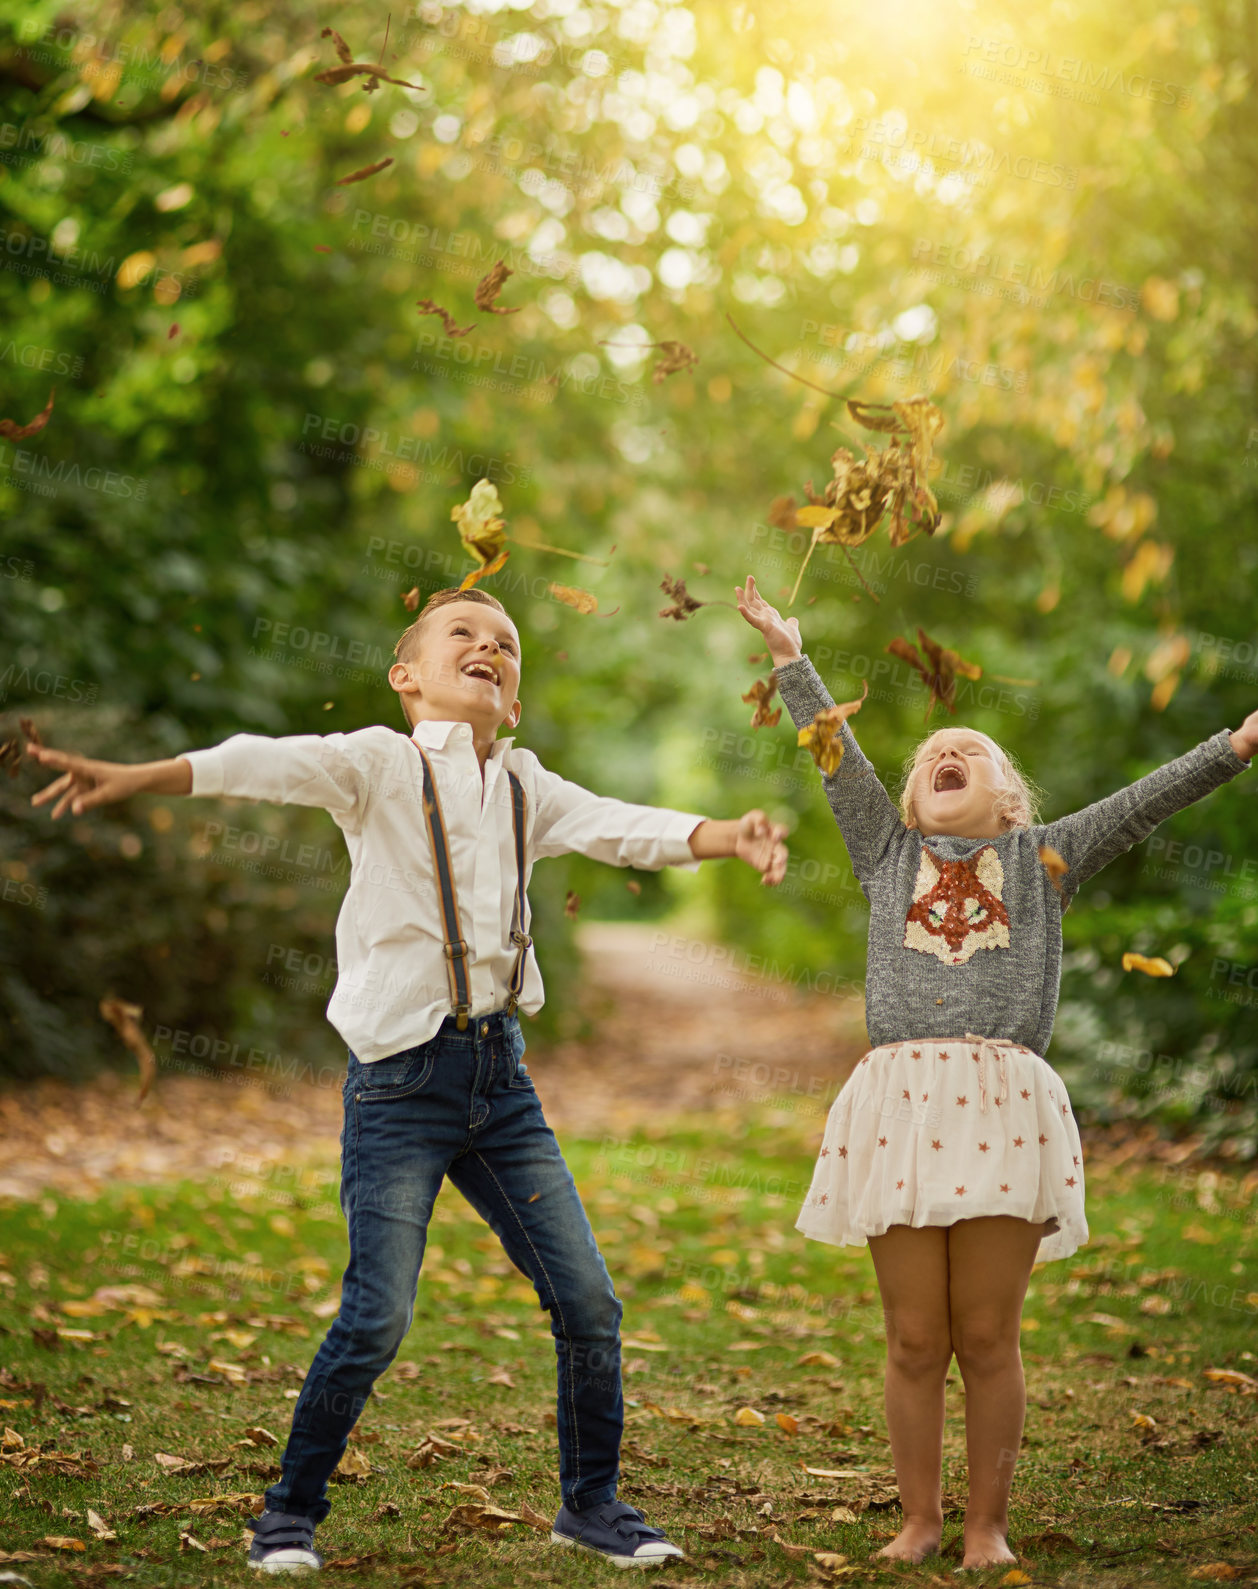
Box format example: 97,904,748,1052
394,587,510,664
898,726,1042,831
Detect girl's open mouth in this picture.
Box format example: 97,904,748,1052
933,764,967,792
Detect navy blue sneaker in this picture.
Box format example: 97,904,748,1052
246,1511,323,1573
551,1500,684,1569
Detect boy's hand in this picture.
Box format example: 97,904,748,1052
1231,711,1258,762
733,809,789,887
28,745,189,818
735,575,803,668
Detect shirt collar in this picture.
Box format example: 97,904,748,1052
410,719,515,759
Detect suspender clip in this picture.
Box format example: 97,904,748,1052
444,940,469,961
510,931,531,948
455,1007,469,1031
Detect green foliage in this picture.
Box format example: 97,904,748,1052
1,0,1256,1138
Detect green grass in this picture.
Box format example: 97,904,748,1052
1,1112,1256,1587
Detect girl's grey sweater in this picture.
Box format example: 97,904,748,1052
775,654,1250,1056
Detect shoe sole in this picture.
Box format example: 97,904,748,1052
550,1530,683,1570
248,1549,322,1573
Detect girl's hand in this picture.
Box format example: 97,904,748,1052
1230,710,1258,762
733,808,789,887
28,745,178,818
735,575,803,669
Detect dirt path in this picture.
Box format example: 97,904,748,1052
0,922,869,1202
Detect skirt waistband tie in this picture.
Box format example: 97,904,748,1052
965,1032,1010,1115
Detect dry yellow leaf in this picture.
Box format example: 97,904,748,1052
775,1413,799,1435
1000,1573,1033,1587
1038,845,1069,893
797,1350,839,1367
1188,1567,1242,1581
1203,1367,1258,1390
548,582,600,615
1122,953,1175,977
733,1406,765,1426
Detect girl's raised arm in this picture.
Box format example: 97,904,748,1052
1036,721,1252,903
736,577,905,884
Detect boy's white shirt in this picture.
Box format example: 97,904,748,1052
181,718,705,1063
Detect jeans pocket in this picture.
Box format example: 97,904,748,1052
505,1024,534,1091
353,1040,437,1102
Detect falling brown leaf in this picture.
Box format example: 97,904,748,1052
458,548,509,592
452,479,506,574
19,716,43,749
1121,953,1176,978
886,628,982,719
322,26,354,63
656,575,735,621
626,879,642,895
598,338,697,382
767,496,798,532
402,587,421,611
742,676,781,729
168,324,180,340
564,891,580,920
548,583,599,615
313,244,333,253
1038,845,1069,893
474,261,521,316
334,156,394,186
798,681,868,777
0,389,55,441
417,299,476,337
99,997,157,1102
0,736,23,779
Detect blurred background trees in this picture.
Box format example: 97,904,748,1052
1,0,1255,1153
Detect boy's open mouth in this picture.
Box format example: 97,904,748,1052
461,661,500,685
933,763,968,793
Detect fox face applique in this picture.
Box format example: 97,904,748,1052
903,844,1010,966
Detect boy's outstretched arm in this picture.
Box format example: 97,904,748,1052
28,746,192,818
29,730,374,828
688,811,788,886
736,575,904,883
1037,708,1255,902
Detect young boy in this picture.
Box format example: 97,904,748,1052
30,587,789,1573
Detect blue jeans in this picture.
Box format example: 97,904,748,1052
264,1010,623,1524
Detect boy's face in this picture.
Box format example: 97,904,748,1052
907,728,1009,838
389,600,523,734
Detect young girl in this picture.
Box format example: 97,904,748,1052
737,576,1256,1569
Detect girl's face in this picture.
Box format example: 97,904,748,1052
907,729,1010,838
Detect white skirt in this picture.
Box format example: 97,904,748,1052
796,1034,1089,1264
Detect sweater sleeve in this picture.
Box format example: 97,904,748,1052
1036,728,1250,903
774,653,905,883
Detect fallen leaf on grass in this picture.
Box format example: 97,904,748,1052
486,1366,515,1388
39,1539,85,1553
797,681,868,776
797,1351,839,1368
801,1468,867,1480
831,1506,858,1524
85,1509,116,1541
1122,953,1175,977
775,1413,798,1435
333,1446,372,1478
242,1427,278,1448
1038,845,1069,893
887,628,982,719
0,390,55,441
418,299,476,338
441,1502,536,1533
999,1573,1033,1586
733,1406,765,1426
474,261,521,315
334,157,394,186
99,997,156,1101
178,1529,207,1553
1188,1568,1243,1581
1203,1367,1257,1391
742,676,781,729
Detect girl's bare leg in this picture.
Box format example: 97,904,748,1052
946,1216,1044,1568
866,1224,952,1563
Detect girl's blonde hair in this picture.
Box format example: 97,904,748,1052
898,726,1043,831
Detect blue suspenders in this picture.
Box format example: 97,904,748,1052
410,741,531,1030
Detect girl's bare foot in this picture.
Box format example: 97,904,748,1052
874,1517,943,1563
960,1521,1017,1569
